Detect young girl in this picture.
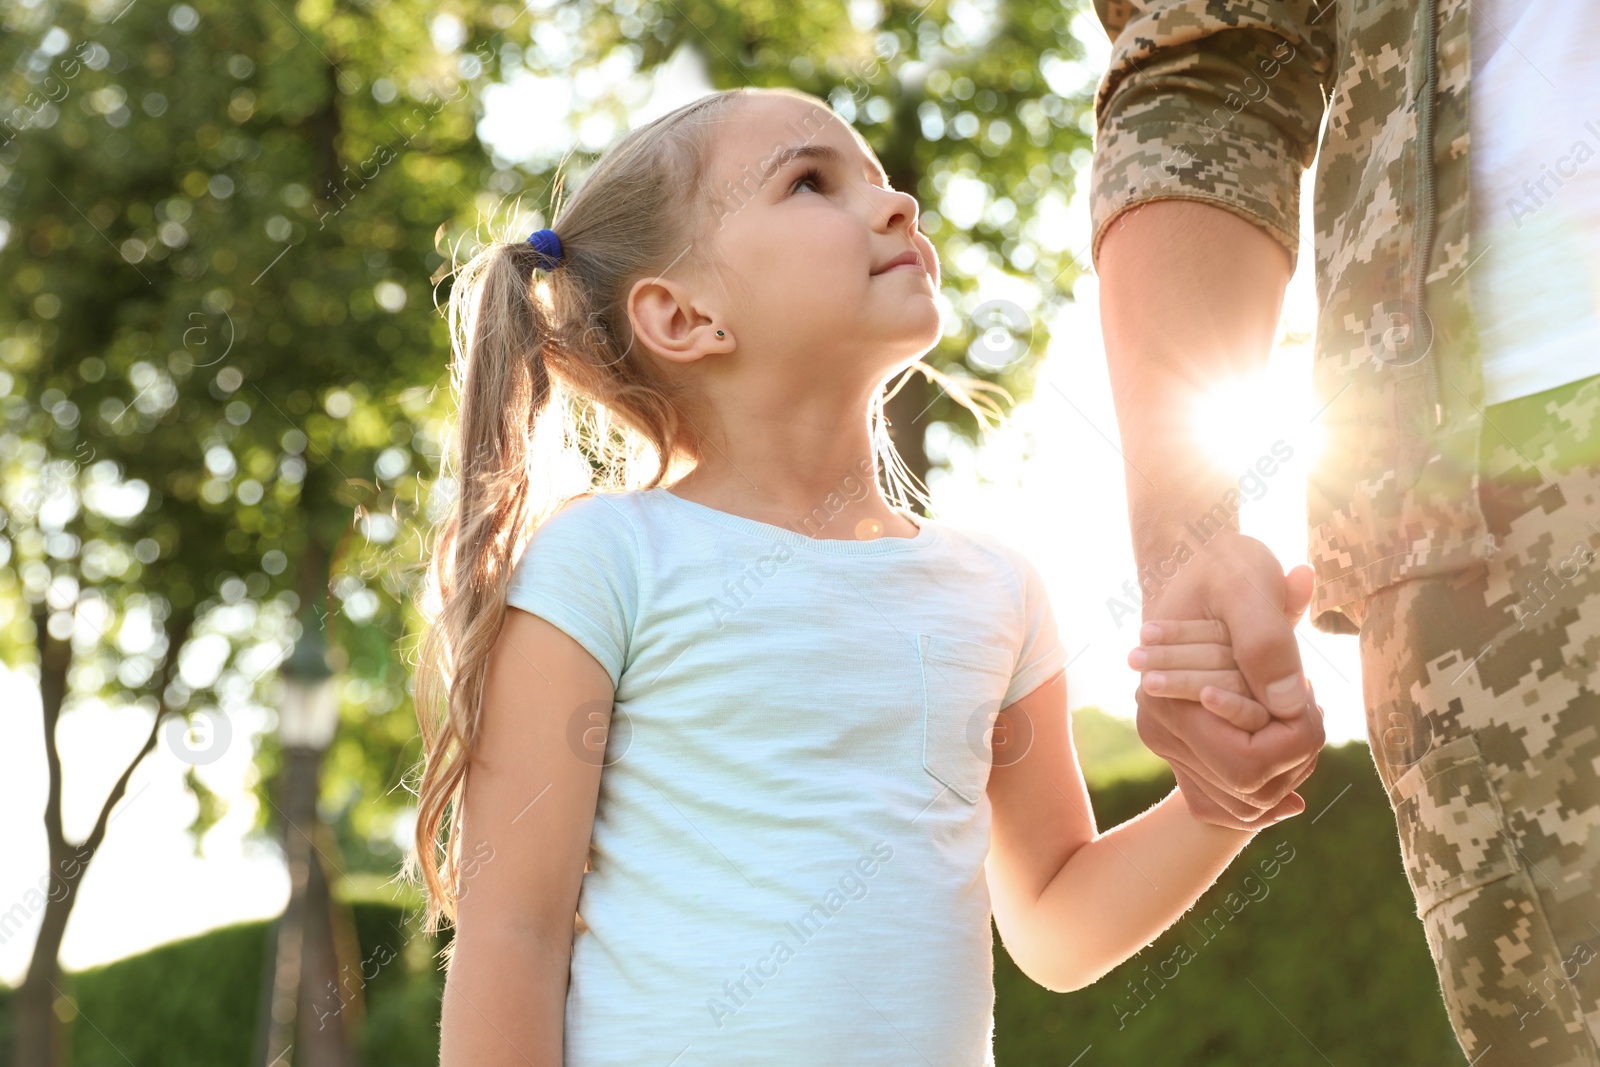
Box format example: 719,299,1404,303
409,86,1314,1066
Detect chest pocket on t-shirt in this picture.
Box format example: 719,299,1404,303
919,633,1015,804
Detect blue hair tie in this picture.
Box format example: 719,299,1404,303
527,227,564,271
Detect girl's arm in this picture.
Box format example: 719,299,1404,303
984,658,1276,994
439,608,615,1066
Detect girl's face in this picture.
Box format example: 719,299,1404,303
697,94,942,397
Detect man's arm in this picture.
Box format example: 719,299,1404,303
1087,0,1335,827
1100,200,1291,564
1099,200,1323,829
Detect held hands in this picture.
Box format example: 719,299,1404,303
1129,617,1311,734
1122,536,1325,831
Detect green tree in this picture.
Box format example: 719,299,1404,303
0,0,505,1061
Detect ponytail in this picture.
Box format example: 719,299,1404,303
406,239,556,938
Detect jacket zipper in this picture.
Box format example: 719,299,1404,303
1416,0,1442,427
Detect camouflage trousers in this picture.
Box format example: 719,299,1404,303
1351,372,1600,1066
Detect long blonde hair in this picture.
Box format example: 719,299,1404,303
404,86,1000,938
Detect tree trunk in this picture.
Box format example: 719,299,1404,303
11,937,69,1067
13,600,195,1067
12,606,75,1067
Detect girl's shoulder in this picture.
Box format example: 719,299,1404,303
927,517,1036,572
521,489,645,567
536,488,646,533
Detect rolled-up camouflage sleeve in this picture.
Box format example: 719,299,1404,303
1088,0,1334,273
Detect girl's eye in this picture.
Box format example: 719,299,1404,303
789,166,826,195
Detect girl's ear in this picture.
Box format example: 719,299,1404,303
626,276,732,366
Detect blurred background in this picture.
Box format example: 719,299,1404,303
0,0,1461,1063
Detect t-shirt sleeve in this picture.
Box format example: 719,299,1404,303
504,493,638,689
1002,549,1069,709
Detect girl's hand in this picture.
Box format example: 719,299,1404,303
1126,619,1278,732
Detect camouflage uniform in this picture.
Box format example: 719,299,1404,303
1355,374,1600,1064
1088,0,1600,1060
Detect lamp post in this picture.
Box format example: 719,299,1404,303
255,619,361,1067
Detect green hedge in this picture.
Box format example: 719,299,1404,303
0,743,1460,1065
68,921,270,1067
0,898,448,1067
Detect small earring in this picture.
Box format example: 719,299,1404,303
715,330,726,338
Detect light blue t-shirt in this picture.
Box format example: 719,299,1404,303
504,485,1068,1067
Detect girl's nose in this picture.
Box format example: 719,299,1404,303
873,185,921,235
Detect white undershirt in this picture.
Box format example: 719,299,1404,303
1468,0,1600,404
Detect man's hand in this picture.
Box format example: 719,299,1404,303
1129,535,1325,829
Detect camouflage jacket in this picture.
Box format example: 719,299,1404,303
1089,0,1494,636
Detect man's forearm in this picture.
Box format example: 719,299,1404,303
1098,200,1294,566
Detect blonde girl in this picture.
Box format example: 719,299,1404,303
408,86,1315,1066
